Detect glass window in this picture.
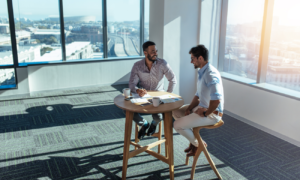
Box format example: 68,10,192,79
0,68,16,89
107,0,140,57
144,0,149,42
13,0,62,63
220,0,265,81
63,0,103,60
0,0,13,65
266,0,300,92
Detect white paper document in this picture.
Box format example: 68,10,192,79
157,94,182,104
130,98,149,103
132,93,152,98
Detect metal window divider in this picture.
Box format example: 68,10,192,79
102,0,108,58
59,0,67,61
140,0,145,56
6,0,19,89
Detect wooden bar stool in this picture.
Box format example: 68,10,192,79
134,122,163,153
185,120,224,180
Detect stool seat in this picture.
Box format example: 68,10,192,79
186,120,224,179
194,119,224,130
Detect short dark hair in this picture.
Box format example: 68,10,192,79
189,45,209,61
143,41,156,51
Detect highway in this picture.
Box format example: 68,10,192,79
107,35,139,57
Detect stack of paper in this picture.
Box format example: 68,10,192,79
132,93,152,98
158,94,182,104
130,98,149,103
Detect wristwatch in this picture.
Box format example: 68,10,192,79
203,111,207,117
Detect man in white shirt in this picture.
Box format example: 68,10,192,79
173,45,224,156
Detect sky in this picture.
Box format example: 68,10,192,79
1,0,299,26
0,0,150,22
227,0,300,27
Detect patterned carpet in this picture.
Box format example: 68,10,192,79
0,84,299,180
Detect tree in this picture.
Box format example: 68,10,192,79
40,47,53,56
49,36,58,44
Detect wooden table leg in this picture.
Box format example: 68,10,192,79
163,113,168,159
158,122,162,154
122,110,134,180
135,123,139,150
164,111,174,180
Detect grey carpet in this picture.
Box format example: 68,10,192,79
0,84,299,180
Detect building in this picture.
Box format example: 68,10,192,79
33,29,70,44
48,15,96,23
0,24,9,34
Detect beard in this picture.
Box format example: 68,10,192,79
147,54,157,62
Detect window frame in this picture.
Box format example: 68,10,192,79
1,0,147,89
217,0,300,100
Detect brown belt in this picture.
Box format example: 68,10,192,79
212,111,223,117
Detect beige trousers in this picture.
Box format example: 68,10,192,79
173,104,221,147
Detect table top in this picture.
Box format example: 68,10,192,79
114,91,184,114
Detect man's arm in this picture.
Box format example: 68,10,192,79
185,96,200,115
196,71,223,117
195,100,220,117
129,64,140,93
164,63,177,93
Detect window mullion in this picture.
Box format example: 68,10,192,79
59,0,66,61
6,0,19,88
217,0,228,72
7,0,18,67
140,0,144,56
102,0,108,58
257,0,275,84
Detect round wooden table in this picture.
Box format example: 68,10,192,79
114,91,184,180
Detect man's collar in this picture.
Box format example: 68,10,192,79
198,62,209,77
144,58,157,66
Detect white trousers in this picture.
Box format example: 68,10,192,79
173,104,221,147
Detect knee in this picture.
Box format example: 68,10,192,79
172,109,179,118
173,120,181,130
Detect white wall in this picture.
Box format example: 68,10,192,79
164,0,200,103
223,79,300,146
149,0,200,103
0,59,139,98
149,0,164,59
28,60,138,92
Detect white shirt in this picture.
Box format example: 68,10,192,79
195,63,224,113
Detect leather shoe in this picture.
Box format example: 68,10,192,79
138,123,149,139
185,141,207,153
187,145,198,156
147,124,157,136
184,143,193,153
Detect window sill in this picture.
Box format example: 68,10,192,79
18,56,144,67
221,72,300,101
0,84,17,90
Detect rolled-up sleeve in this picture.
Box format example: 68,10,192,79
129,64,140,93
205,72,223,100
164,63,177,93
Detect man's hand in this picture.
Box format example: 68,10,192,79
136,89,147,97
195,107,208,117
185,108,192,116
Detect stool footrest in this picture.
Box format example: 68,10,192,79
130,141,169,164
129,139,166,159
151,132,160,138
